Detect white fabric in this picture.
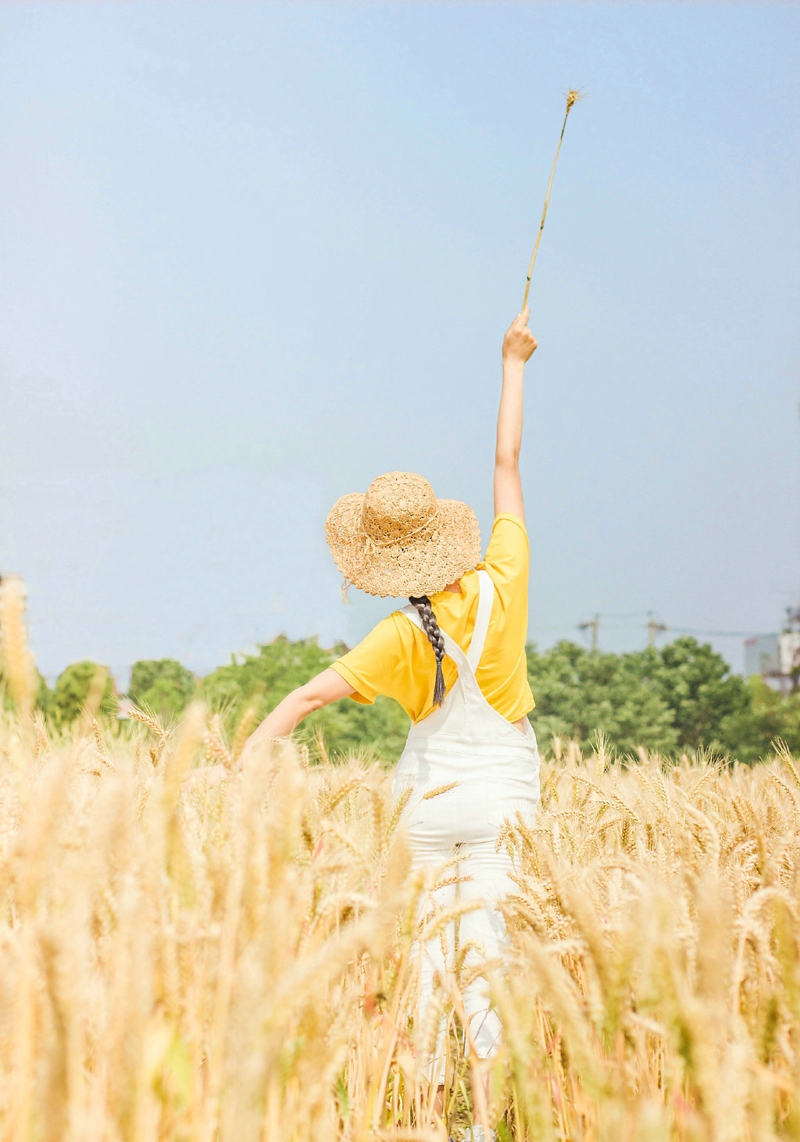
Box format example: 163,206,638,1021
393,569,540,1077
463,1129,496,1142
466,569,495,672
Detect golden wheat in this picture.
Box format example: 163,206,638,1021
1,586,799,1139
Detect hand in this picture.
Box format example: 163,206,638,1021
182,763,229,790
502,306,537,365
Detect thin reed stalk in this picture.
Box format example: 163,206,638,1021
522,89,582,311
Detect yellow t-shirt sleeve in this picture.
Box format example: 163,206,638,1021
479,513,529,597
330,613,407,706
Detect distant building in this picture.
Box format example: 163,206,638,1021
780,632,800,677
744,607,800,690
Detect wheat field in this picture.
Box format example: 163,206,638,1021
1,580,799,1141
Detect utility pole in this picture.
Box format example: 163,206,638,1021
647,612,667,648
578,614,599,652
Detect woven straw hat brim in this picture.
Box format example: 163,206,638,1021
325,495,481,599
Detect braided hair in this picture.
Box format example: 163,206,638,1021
408,595,447,706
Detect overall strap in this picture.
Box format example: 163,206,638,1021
400,571,494,675
401,604,424,632
400,604,462,665
466,569,494,673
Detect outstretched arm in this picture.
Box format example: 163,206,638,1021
494,306,537,521
187,668,354,785
238,668,354,763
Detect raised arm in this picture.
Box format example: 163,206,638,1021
494,306,537,521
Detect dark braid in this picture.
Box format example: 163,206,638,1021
408,595,447,706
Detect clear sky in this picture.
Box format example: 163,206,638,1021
1,1,798,684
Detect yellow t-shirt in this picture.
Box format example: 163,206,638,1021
331,514,534,724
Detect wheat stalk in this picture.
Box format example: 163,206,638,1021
0,632,798,1139
0,575,38,717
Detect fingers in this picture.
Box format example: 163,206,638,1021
503,307,537,360
515,309,536,343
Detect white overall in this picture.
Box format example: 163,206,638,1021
392,569,541,1073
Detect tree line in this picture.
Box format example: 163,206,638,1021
12,633,799,766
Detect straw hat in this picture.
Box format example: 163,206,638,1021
325,472,481,599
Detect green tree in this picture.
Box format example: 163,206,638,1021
128,659,196,722
201,635,333,718
50,661,116,727
201,635,409,764
526,640,678,756
525,636,783,762
718,676,800,764
629,638,749,753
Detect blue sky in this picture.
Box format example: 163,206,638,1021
1,2,798,683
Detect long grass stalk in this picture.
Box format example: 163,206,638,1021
522,89,582,311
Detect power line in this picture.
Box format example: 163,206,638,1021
583,612,773,640
530,613,775,643
592,611,645,620
664,626,776,639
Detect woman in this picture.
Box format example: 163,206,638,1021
242,307,539,1135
